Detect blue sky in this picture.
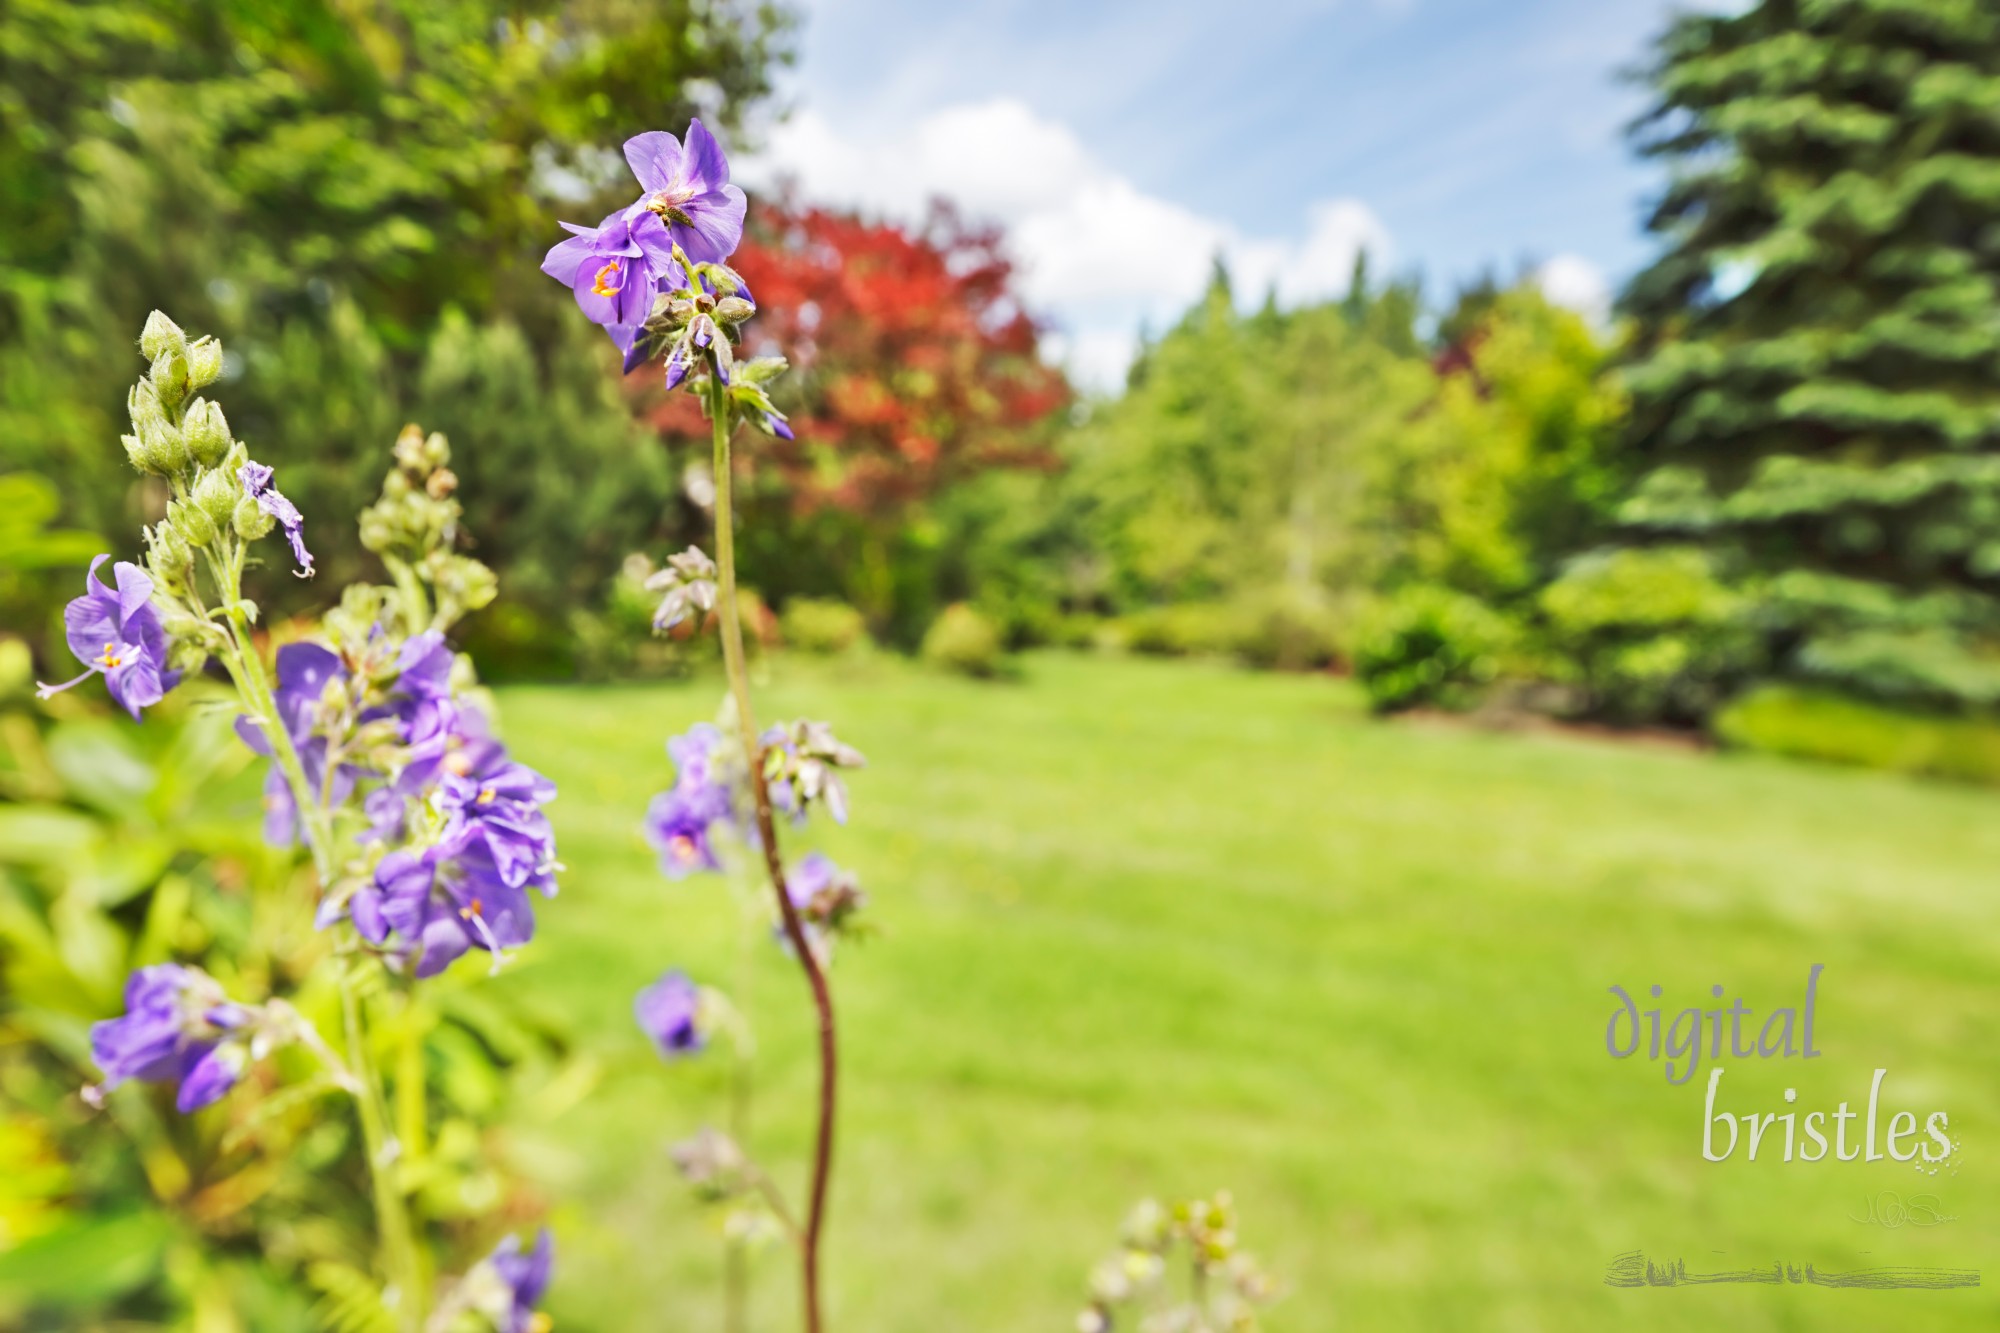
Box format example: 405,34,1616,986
738,0,1694,385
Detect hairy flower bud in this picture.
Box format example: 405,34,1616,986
193,466,239,526
150,350,191,413
185,336,224,389
122,432,166,476
169,498,217,548
713,296,755,325
143,418,189,474
234,495,276,540
139,310,187,363
144,522,195,596
183,398,231,467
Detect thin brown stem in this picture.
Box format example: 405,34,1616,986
709,377,837,1333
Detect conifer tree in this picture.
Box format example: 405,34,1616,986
1619,0,2000,708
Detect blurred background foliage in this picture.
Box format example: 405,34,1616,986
5,0,2000,1321
9,0,1999,777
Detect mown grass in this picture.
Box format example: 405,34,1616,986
494,653,2000,1331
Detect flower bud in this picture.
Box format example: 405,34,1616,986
129,380,167,435
139,310,187,363
183,399,231,467
140,417,190,474
150,350,191,412
185,336,224,389
169,498,217,548
145,522,195,596
193,465,239,526
234,496,276,540
122,432,167,476
714,296,755,324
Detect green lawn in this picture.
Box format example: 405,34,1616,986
492,653,2000,1331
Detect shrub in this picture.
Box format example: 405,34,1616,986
1537,547,1762,723
922,603,1006,677
1713,685,2000,785
1231,589,1342,672
1117,603,1244,658
782,598,871,656
1351,585,1512,712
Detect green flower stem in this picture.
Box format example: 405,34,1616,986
341,966,426,1333
725,879,757,1333
200,537,426,1331
708,377,838,1333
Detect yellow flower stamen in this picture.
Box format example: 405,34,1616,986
96,642,123,669
477,786,498,805
459,898,484,920
590,260,624,297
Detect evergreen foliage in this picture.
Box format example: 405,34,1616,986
1618,0,2000,709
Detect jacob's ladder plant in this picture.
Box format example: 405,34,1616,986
34,316,558,1333
541,119,863,1333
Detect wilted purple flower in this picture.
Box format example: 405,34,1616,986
488,1229,554,1333
644,546,717,631
635,970,706,1058
87,964,254,1112
541,208,679,349
780,852,867,954
239,461,314,577
761,719,866,825
36,556,183,719
622,120,748,264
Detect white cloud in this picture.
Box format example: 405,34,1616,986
739,99,1391,391
1534,252,1612,328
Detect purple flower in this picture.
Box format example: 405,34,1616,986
643,723,734,877
437,749,561,896
644,787,723,878
488,1229,554,1333
347,741,557,974
351,837,542,978
239,461,314,578
37,556,183,719
621,120,747,264
635,970,705,1058
540,208,679,347
88,964,253,1113
234,641,358,846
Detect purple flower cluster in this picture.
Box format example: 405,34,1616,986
235,628,559,977
643,723,734,878
37,556,183,719
540,121,746,361
350,728,559,979
87,964,255,1112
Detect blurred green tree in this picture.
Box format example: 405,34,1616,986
0,0,790,664
1617,0,2000,711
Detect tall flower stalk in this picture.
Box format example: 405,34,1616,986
549,120,859,1332
42,317,557,1333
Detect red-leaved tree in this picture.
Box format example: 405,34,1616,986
633,198,1070,632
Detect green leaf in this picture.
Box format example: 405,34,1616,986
0,1207,176,1312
